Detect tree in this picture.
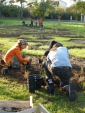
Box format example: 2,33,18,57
76,1,85,14
0,0,6,17
9,0,15,5
73,0,85,22
66,5,81,20
28,0,55,19
1,5,19,17
23,8,30,17
73,0,85,14
16,0,26,19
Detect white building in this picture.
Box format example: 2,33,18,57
52,0,67,10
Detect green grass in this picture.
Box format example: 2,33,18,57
0,77,30,100
69,48,85,58
24,49,45,56
0,76,85,113
19,35,37,40
0,38,17,52
0,19,22,26
0,19,85,112
0,37,85,57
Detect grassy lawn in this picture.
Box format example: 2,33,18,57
0,77,85,113
0,19,85,113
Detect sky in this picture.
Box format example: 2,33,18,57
6,0,85,7
62,0,74,7
63,0,85,7
6,0,75,7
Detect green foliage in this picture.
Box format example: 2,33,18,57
16,0,26,4
16,0,27,19
9,0,15,5
0,0,6,17
0,0,83,20
76,1,85,15
23,8,30,18
30,0,55,18
66,5,81,20
2,5,19,17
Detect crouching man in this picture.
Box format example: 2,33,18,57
42,43,76,101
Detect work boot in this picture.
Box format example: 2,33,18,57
62,85,69,96
62,83,76,101
47,83,54,95
12,65,20,69
8,65,12,70
47,79,54,95
69,83,76,101
2,65,13,75
2,68,8,75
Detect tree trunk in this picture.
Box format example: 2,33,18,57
20,2,23,19
0,11,1,18
83,15,85,23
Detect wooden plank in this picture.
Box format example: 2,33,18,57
0,111,17,113
19,103,50,113
36,103,50,113
18,107,37,113
0,101,30,108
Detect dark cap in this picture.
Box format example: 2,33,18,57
44,50,49,56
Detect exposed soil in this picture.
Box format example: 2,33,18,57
0,25,85,93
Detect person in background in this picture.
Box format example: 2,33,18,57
30,18,34,26
3,39,32,74
38,18,43,27
35,18,38,26
22,21,25,26
42,43,76,101
22,21,28,26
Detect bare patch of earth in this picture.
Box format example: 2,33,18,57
70,39,85,44
0,54,85,92
0,26,85,92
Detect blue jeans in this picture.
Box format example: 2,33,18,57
52,67,71,86
43,61,72,86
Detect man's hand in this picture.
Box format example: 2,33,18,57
26,63,30,71
29,58,32,63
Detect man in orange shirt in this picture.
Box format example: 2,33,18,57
38,18,43,27
3,39,32,75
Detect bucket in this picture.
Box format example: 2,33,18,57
28,74,43,93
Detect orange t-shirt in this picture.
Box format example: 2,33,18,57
38,19,43,24
4,45,30,64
